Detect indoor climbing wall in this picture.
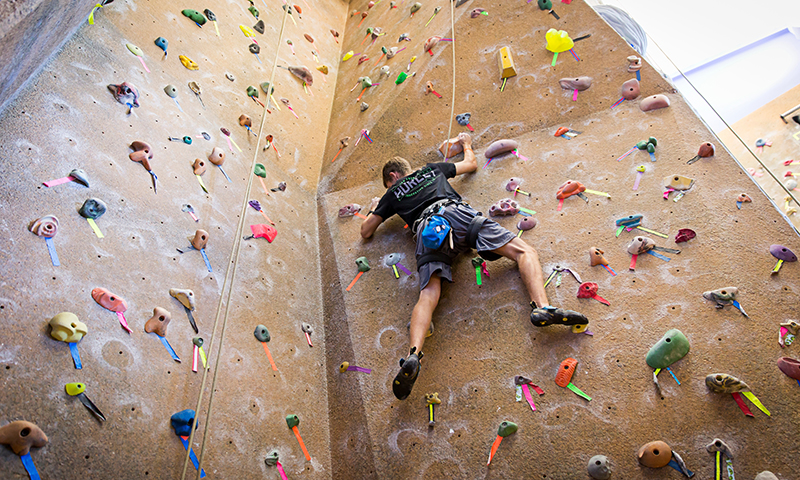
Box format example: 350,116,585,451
319,0,799,479
0,0,347,478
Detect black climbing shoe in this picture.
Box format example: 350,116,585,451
393,352,421,400
530,304,589,332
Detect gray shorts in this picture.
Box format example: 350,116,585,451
416,203,516,290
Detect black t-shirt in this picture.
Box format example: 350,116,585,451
373,162,461,225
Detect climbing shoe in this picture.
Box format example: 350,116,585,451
393,350,422,400
530,304,589,332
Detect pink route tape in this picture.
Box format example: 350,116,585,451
43,176,74,187
116,311,133,333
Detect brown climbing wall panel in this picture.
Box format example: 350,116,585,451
319,0,799,478
0,0,347,478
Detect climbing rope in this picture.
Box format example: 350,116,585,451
593,5,647,55
443,0,458,161
180,6,291,480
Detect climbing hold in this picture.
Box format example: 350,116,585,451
179,55,199,70
208,147,225,166
285,414,300,429
145,307,172,336
646,329,690,369
395,71,408,84
91,288,128,312
254,324,271,342
620,79,640,100
343,50,354,61
545,28,574,53
538,0,553,9
555,358,577,387
65,382,86,396
29,215,59,238
226,73,235,82
203,9,217,21
456,113,471,126
470,8,487,17
489,198,520,216
129,140,153,171
107,82,140,109
126,43,144,58
154,37,168,56
170,410,196,436
588,455,611,480
238,114,252,128
705,373,749,393
358,55,370,65
170,288,196,311
286,65,314,86
589,247,608,266
260,82,274,95
410,2,422,14
0,421,48,456
317,65,329,75
338,204,362,217
304,33,314,43
251,19,264,34
265,451,279,467
755,473,779,480
556,180,586,200
49,312,88,343
737,193,752,203
637,441,672,468
640,94,670,112
484,139,519,158
674,229,695,243
192,158,206,175
181,9,207,25
777,357,800,380
79,198,107,219
424,36,441,53
190,229,209,250
496,421,517,437
559,76,592,91
355,256,371,272
663,175,694,191
253,163,266,178
164,84,178,98
68,169,89,187
627,236,655,255
627,55,642,72
249,43,260,54
706,439,733,458
248,6,259,18
517,217,537,231
360,102,369,111
702,286,742,309
770,244,797,262
698,142,715,157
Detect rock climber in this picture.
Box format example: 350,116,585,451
360,132,589,400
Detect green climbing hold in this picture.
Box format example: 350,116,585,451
381,46,388,54
182,9,207,25
285,414,300,429
355,256,371,272
360,77,373,89
497,421,518,437
254,324,271,342
646,328,690,369
648,137,657,147
636,140,649,150
192,337,204,347
126,43,144,57
471,257,484,268
538,0,552,10
248,6,259,18
395,72,408,85
247,86,259,97
260,82,275,95
647,143,655,154
254,163,267,178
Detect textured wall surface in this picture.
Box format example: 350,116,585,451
0,0,346,478
1,0,800,479
318,1,799,479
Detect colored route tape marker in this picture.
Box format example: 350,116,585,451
116,311,133,333
392,264,399,278
396,263,411,275
666,366,680,385
192,346,199,372
44,237,60,266
262,342,278,371
346,271,363,291
43,176,74,187
199,346,207,368
646,250,670,262
551,52,558,66
276,461,288,480
218,165,232,182
347,366,372,373
566,382,591,401
731,392,754,417
179,436,207,477
69,342,82,369
159,336,181,362
741,391,770,416
86,218,104,238
667,458,693,477
292,426,311,461
20,453,40,480
200,248,212,272
522,383,536,411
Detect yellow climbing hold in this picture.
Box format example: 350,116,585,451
343,50,354,61
316,65,329,75
179,55,199,70
240,25,256,38
65,382,86,396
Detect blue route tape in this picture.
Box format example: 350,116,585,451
69,342,82,369
44,237,60,266
180,437,206,477
200,249,212,272
667,458,693,477
160,336,181,362
20,453,40,480
646,250,670,262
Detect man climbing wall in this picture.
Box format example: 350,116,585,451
359,133,590,400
